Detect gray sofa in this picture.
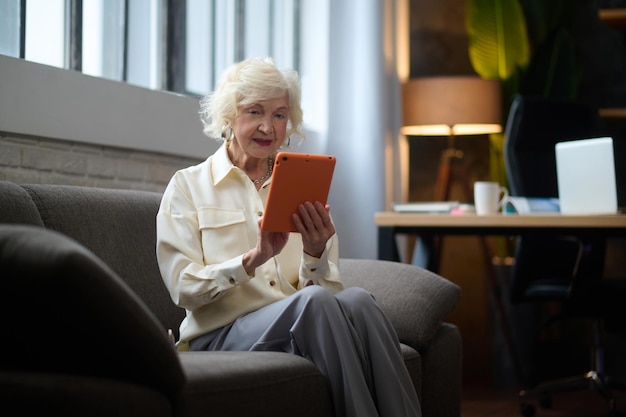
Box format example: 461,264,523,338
0,180,462,417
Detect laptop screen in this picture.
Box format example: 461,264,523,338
555,137,618,215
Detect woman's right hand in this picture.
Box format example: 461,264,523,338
242,218,289,275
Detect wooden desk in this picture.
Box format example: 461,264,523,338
375,211,626,386
376,212,626,263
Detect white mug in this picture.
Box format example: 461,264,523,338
474,181,509,215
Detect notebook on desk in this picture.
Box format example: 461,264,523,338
555,136,618,214
392,201,460,213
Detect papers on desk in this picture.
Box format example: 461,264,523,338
394,198,560,215
503,197,560,214
393,201,459,213
392,201,475,213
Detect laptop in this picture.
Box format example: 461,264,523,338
555,137,618,214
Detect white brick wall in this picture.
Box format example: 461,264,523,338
0,132,202,193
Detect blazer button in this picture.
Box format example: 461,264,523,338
257,211,263,216
229,277,236,284
269,280,276,286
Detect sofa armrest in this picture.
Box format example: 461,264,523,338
339,258,461,352
0,225,185,398
0,371,172,417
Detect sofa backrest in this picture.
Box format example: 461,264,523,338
0,181,185,339
0,181,45,226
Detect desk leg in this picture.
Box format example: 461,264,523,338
412,235,438,271
378,226,399,262
478,236,525,388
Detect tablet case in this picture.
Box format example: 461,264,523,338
261,152,336,232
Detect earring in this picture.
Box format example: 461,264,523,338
280,137,291,149
221,126,234,141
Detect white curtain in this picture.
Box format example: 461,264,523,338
299,0,407,259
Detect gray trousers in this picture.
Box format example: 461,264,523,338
190,285,421,417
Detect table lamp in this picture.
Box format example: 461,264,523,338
401,76,502,201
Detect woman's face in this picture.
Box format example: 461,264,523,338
232,96,289,159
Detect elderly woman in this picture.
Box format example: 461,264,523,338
156,57,420,417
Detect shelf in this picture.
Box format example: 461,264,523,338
599,8,626,28
599,108,626,120
597,10,626,121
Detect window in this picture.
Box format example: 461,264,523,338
25,0,66,67
0,0,300,96
126,0,164,89
184,0,299,96
0,0,23,58
82,0,127,82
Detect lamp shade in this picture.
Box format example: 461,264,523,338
401,76,502,136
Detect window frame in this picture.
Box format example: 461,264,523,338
0,0,301,97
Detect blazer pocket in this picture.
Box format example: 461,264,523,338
197,207,246,229
197,207,249,256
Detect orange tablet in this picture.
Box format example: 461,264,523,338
260,152,336,232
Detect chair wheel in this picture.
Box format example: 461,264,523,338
520,402,536,417
539,394,552,409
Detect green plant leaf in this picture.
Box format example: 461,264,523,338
521,28,581,99
465,0,531,81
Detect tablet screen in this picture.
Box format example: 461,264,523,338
260,152,336,232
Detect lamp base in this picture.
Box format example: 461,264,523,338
430,142,473,272
433,146,472,202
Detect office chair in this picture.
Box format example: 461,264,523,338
503,94,626,417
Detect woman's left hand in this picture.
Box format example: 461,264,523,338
293,201,335,258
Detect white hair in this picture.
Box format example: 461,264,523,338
199,57,304,144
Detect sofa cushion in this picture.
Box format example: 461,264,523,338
0,225,185,398
339,258,461,352
178,351,332,417
21,184,185,339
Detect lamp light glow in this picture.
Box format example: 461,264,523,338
401,76,502,136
